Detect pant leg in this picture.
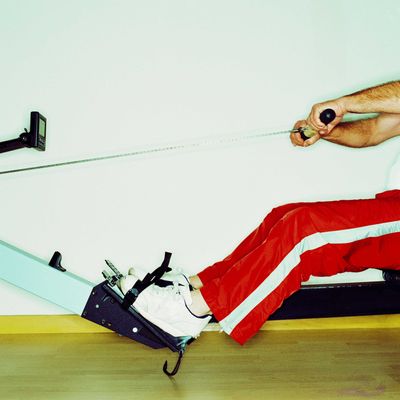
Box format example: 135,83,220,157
200,190,400,345
198,202,307,284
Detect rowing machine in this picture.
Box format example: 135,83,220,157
0,239,399,376
0,240,190,376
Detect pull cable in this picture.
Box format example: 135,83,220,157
0,109,336,176
0,127,293,176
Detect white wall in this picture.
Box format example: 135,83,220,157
0,0,399,314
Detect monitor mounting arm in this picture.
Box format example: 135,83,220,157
0,112,46,154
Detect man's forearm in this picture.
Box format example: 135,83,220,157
341,81,400,114
323,118,377,148
323,112,400,148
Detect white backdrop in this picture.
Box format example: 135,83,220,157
0,0,399,314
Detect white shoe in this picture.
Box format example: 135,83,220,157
148,268,191,289
133,283,211,338
117,268,190,295
117,267,190,295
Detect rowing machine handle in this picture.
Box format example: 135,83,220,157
300,108,336,141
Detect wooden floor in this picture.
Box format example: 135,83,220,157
0,329,400,400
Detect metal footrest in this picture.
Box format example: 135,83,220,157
81,280,193,375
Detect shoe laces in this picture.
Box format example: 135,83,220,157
153,281,193,307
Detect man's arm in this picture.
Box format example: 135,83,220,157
339,81,400,114
323,112,400,148
291,80,400,147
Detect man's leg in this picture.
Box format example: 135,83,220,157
200,191,400,345
196,202,308,288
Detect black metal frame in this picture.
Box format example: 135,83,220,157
81,280,193,376
270,281,400,320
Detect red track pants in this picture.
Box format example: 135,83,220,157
198,190,400,345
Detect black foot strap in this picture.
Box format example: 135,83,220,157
122,252,172,310
163,350,184,377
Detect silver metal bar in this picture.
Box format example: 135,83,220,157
0,240,94,314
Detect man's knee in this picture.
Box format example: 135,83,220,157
281,205,315,224
263,202,307,224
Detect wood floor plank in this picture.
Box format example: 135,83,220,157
0,329,399,400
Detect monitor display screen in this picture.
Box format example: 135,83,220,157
39,118,46,139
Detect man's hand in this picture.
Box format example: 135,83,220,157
291,81,400,148
307,99,347,135
290,98,347,147
290,120,321,147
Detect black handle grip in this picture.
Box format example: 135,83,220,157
320,108,336,125
300,108,336,140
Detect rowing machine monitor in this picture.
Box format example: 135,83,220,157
0,111,46,154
